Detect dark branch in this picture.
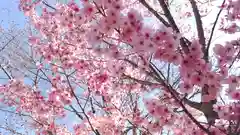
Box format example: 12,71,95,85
158,0,190,53
158,0,179,32
189,0,206,60
0,36,16,53
64,71,100,135
229,49,240,69
69,105,84,120
139,0,170,27
0,126,24,135
182,97,202,110
149,62,211,134
206,0,226,61
0,65,12,79
42,1,56,10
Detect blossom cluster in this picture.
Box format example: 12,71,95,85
0,0,239,134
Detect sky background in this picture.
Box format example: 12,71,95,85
0,0,27,29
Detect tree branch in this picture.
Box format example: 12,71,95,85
0,35,16,53
0,126,24,135
42,1,56,10
229,49,240,69
149,62,210,134
122,73,159,86
189,0,206,60
182,97,202,110
139,0,170,27
69,105,84,120
0,65,12,79
158,0,179,32
206,0,226,58
158,0,190,53
0,108,46,128
64,72,100,135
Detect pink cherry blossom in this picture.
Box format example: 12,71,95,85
1,0,240,134
180,82,193,94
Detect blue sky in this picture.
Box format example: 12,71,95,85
0,0,27,29
0,0,28,86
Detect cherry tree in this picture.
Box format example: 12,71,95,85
0,23,54,134
0,0,240,134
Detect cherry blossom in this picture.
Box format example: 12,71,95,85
0,0,240,134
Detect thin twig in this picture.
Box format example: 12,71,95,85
0,108,45,127
229,49,240,69
42,1,56,10
0,126,24,135
206,0,226,61
0,36,16,53
64,72,100,135
122,73,159,86
166,63,170,83
69,105,84,120
0,65,12,79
